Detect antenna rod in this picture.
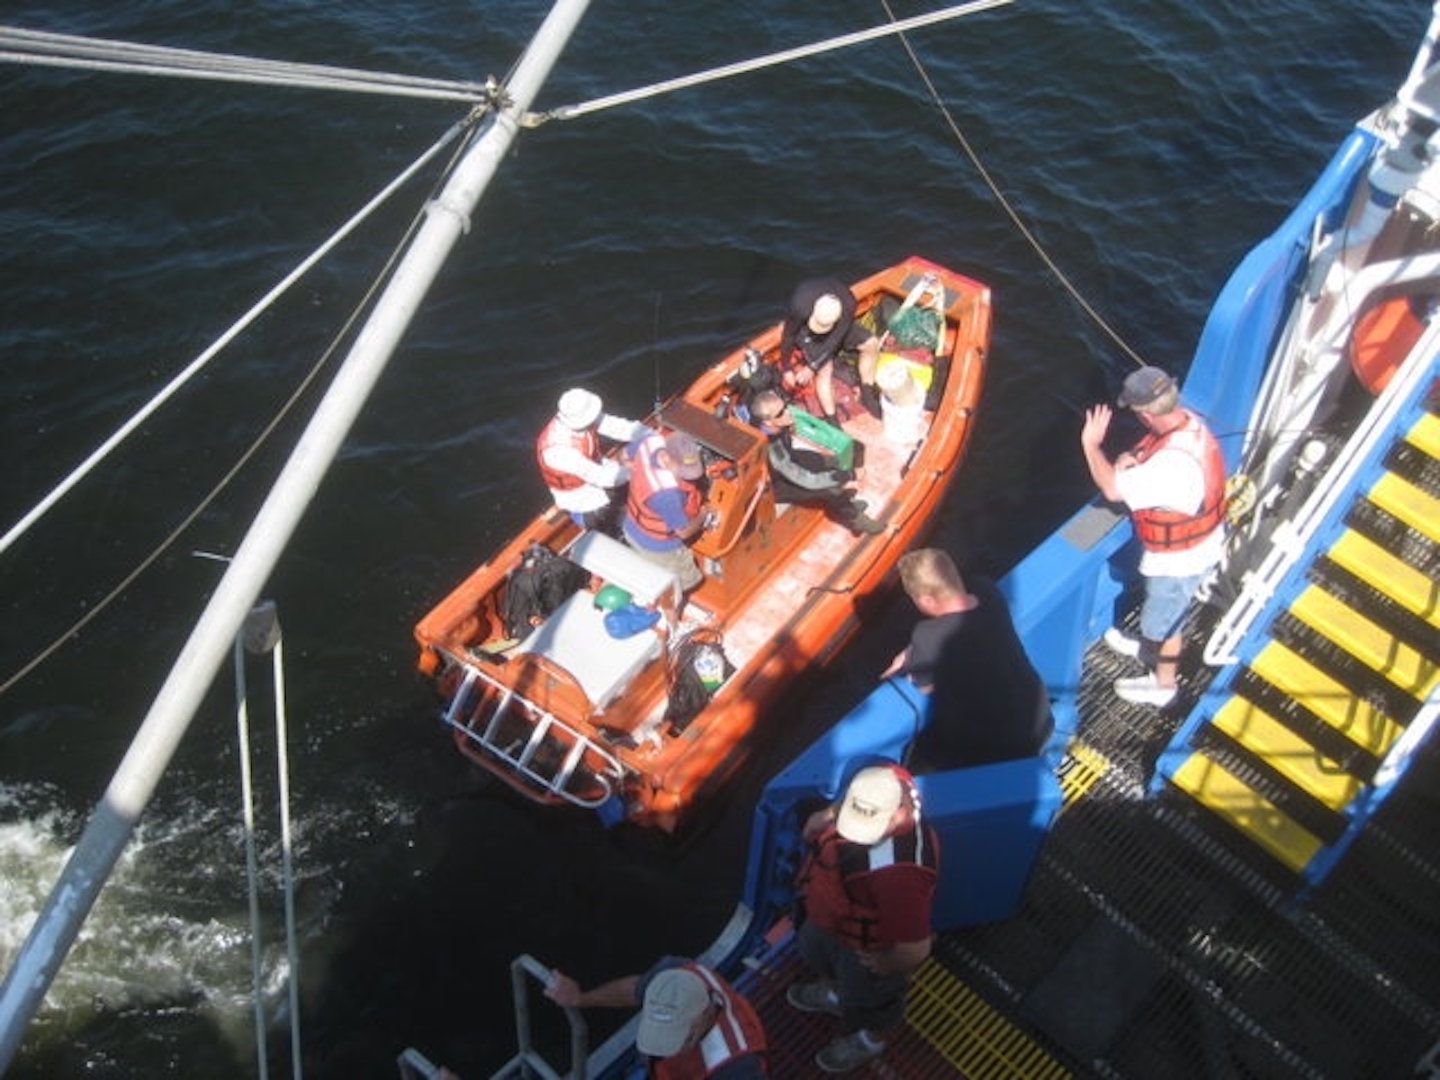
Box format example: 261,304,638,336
0,0,594,1066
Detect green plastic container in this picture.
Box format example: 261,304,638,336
789,407,855,470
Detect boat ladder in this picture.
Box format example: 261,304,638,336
1156,366,1439,888
442,664,626,810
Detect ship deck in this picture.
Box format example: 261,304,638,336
736,390,1440,1078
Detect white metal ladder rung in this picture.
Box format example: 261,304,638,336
482,685,516,742
440,654,627,810
553,736,589,791
516,714,556,769
442,669,478,729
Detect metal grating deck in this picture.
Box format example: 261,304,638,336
921,393,1440,1078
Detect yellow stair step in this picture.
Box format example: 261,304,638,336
1210,696,1361,811
1290,585,1439,700
1328,529,1440,629
1405,410,1440,459
1170,754,1323,872
1249,640,1406,757
1367,470,1440,544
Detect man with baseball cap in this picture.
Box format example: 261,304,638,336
545,957,766,1077
787,762,939,1073
777,277,882,426
1079,365,1227,707
536,387,650,533
621,429,711,592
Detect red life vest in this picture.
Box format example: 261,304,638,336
1130,410,1227,552
536,417,600,492
650,964,767,1080
796,820,939,951
626,433,702,543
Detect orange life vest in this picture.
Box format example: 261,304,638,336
535,417,600,492
626,433,701,544
796,820,939,951
650,964,767,1080
1130,410,1227,552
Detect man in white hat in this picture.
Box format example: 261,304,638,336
545,957,767,1077
777,277,881,426
536,387,650,533
1079,366,1227,707
787,763,939,1073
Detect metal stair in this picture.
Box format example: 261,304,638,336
1159,389,1440,885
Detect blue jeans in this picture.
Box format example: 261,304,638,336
1139,571,1204,642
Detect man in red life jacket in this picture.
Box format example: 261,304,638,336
622,430,710,592
788,763,939,1073
778,277,882,426
1080,366,1227,707
545,958,767,1078
536,388,650,534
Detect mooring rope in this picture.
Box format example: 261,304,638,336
0,25,496,104
523,0,1012,126
878,0,1149,370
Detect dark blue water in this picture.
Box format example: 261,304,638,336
0,2,1425,1077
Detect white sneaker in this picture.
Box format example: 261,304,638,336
1102,627,1141,658
816,1031,886,1073
1115,673,1176,707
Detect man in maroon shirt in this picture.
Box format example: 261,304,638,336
787,763,939,1073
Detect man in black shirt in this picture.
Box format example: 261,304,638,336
777,276,881,424
883,548,1053,770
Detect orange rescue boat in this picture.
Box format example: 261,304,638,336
413,256,989,829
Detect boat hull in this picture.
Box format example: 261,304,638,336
414,256,990,828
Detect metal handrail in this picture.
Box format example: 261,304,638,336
489,955,589,1080
1204,301,1440,665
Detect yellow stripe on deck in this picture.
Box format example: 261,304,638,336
1405,410,1440,460
1170,754,1323,873
1327,530,1440,628
907,960,1073,1079
1250,641,1406,757
1290,585,1439,700
1367,471,1440,544
1057,741,1108,807
1210,697,1361,811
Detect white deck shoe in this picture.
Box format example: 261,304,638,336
1102,627,1142,658
1115,673,1177,707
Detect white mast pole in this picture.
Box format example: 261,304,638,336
0,0,593,1066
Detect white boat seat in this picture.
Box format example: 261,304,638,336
513,590,661,709
565,530,679,608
